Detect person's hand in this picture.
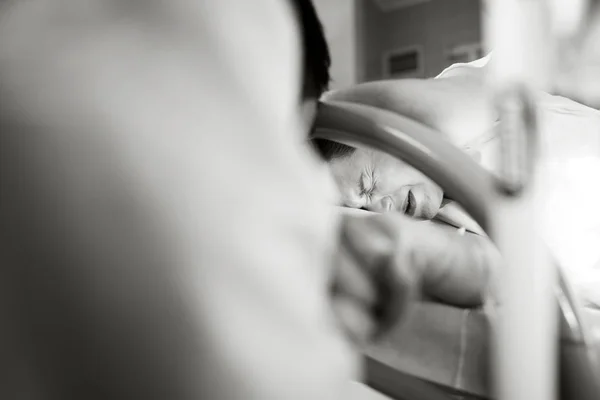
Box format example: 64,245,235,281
330,212,500,348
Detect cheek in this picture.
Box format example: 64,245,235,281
412,172,444,214
376,161,424,191
386,160,440,194
425,182,444,213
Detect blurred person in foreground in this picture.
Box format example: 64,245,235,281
0,1,498,399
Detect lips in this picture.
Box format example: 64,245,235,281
401,189,417,217
406,190,417,217
375,185,440,218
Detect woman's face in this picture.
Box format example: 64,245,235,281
328,147,444,219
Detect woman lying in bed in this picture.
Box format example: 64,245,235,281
313,55,494,231
315,53,600,308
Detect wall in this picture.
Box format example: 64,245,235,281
357,0,385,82
360,0,482,81
314,0,359,90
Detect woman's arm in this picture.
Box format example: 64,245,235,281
324,73,497,149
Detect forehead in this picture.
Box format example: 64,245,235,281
330,147,371,171
329,147,410,176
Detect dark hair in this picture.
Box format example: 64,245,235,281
290,0,356,161
290,0,331,98
311,137,356,161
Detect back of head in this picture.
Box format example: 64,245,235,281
289,0,357,161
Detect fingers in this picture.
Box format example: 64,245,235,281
434,201,486,236
340,215,396,269
332,218,386,346
338,214,420,339
409,219,501,307
330,295,376,348
333,212,500,347
331,245,378,307
370,245,417,339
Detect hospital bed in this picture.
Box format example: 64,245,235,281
313,100,600,400
2,0,599,398
313,0,600,398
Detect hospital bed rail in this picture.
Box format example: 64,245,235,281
313,100,600,400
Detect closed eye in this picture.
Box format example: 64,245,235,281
358,171,377,197
357,173,368,196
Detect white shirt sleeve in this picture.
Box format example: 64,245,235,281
0,1,356,399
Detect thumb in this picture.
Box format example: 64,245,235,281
341,214,421,337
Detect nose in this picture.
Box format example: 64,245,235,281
381,196,394,212
365,195,395,213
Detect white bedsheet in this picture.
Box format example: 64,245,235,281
439,54,600,309
544,158,600,309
